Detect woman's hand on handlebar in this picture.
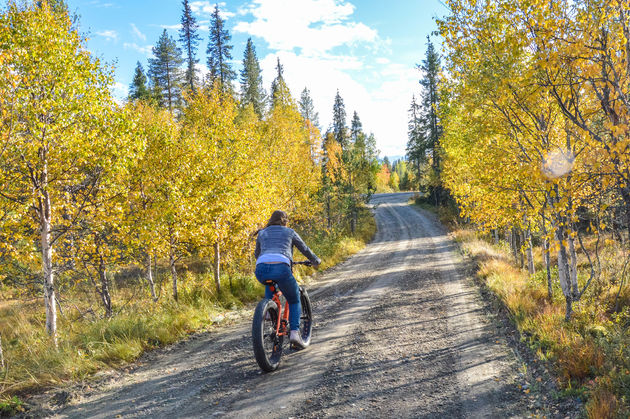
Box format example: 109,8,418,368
293,260,319,269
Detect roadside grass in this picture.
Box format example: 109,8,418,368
449,226,630,418
0,210,377,405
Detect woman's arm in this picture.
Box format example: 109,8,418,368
292,230,321,266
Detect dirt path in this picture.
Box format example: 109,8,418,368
44,192,530,418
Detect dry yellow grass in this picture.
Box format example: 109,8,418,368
0,210,377,404
453,226,630,418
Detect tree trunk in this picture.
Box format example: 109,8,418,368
555,223,573,320
40,188,57,346
0,332,5,370
214,241,221,294
169,240,178,302
146,253,158,302
619,185,630,241
326,194,331,230
492,229,499,245
525,228,535,275
98,255,113,318
568,234,579,299
544,238,553,300
518,229,525,269
350,206,356,235
510,227,520,265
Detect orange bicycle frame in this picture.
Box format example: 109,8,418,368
269,284,290,337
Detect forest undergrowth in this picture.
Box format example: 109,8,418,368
431,205,630,418
0,210,376,414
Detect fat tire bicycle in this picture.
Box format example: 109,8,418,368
252,261,313,372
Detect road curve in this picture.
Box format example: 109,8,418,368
49,192,526,418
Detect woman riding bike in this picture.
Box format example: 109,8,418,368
254,210,321,349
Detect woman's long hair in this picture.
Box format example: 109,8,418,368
253,210,288,236
266,210,288,227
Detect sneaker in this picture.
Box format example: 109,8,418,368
289,330,307,350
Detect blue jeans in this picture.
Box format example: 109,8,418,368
255,263,301,331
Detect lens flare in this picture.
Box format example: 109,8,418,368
542,149,575,179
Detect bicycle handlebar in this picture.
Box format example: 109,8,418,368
292,260,313,267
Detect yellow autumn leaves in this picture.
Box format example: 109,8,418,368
0,1,320,336
438,0,630,317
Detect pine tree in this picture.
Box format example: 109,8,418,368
239,38,265,117
148,29,184,112
207,4,235,90
332,90,348,150
350,111,362,143
129,61,151,101
299,87,319,128
383,156,391,170
420,37,442,172
406,94,424,181
406,36,443,203
179,0,200,94
270,57,291,107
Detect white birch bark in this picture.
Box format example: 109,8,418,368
169,237,178,301
568,234,579,299
98,255,113,317
0,332,5,370
525,228,535,275
543,238,553,299
554,223,573,320
40,184,57,346
214,241,221,294
146,253,157,302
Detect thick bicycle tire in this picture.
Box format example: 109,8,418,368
252,298,283,372
298,286,313,347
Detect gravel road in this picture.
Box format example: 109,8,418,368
46,192,530,418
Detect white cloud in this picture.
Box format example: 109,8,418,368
190,1,235,19
124,42,153,57
96,30,118,41
234,0,377,56
89,0,115,7
237,0,413,156
130,23,146,41
111,82,127,103
262,51,419,156
160,24,181,30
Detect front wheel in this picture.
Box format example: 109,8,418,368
298,287,313,347
252,298,283,372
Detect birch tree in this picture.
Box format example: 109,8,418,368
0,1,134,341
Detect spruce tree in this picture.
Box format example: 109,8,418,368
406,94,424,182
179,0,200,94
129,61,151,101
270,58,291,107
350,111,362,143
148,29,184,112
239,38,265,117
383,156,391,170
420,36,442,172
299,87,320,128
207,4,236,90
332,90,348,150
407,36,444,203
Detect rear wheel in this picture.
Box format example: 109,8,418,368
298,287,313,347
252,298,283,372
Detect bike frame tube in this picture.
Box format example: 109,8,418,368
271,286,288,337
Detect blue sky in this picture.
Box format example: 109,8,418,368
65,0,448,158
